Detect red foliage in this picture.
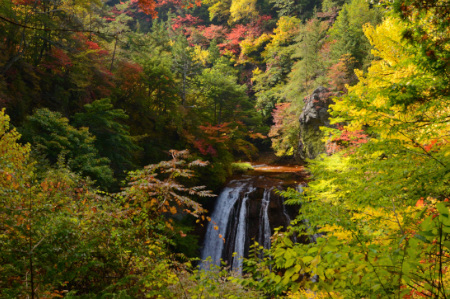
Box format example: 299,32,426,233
199,25,228,42
327,54,357,92
251,15,272,33
268,103,290,137
326,124,369,154
172,14,203,31
156,0,181,6
155,0,201,9
116,61,144,92
423,139,438,152
190,123,237,157
193,139,217,156
220,25,248,54
130,0,158,17
72,34,109,56
52,48,72,67
41,47,72,75
86,41,101,50
11,0,35,5
416,198,425,207
220,16,271,55
199,122,232,143
400,285,430,298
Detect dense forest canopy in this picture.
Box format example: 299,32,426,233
0,0,449,297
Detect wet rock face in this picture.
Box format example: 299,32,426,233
298,86,335,160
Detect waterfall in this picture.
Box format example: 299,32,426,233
201,174,299,274
258,188,272,250
201,180,249,268
231,186,254,271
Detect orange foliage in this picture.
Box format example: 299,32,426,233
131,0,158,18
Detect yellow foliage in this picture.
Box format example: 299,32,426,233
264,16,300,56
239,34,271,64
332,17,450,148
0,109,31,193
192,45,210,66
203,0,232,21
287,289,343,298
229,0,258,24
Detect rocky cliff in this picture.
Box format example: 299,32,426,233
298,86,335,160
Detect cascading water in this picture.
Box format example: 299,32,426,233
201,164,305,274
201,180,250,266
258,188,272,250
231,186,254,270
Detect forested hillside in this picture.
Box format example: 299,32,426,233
1,0,449,297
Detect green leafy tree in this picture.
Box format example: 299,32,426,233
328,0,381,68
208,39,222,65
21,108,114,188
73,98,141,180
284,17,330,99
172,34,202,107
195,59,250,125
270,0,316,19
252,16,300,117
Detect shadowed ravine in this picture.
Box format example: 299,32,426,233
201,164,307,273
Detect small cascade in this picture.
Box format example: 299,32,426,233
258,188,272,250
231,186,254,270
201,166,305,273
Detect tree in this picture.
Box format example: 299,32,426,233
171,34,201,106
229,0,259,24
202,0,232,22
270,0,316,19
73,98,141,180
21,108,114,188
0,108,31,195
252,16,300,116
328,0,381,68
284,17,330,98
194,58,249,125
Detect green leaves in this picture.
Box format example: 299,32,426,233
21,108,114,188
240,12,449,297
74,98,141,181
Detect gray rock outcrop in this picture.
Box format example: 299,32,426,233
298,86,335,160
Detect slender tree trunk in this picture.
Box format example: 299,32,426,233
182,61,187,106
214,101,217,125
110,34,118,71
28,186,34,299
